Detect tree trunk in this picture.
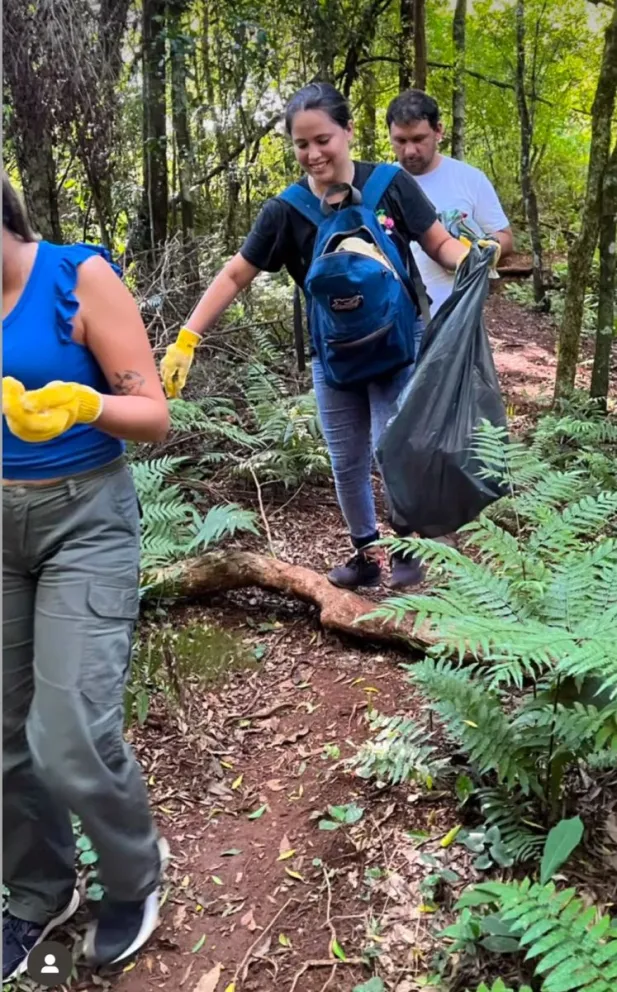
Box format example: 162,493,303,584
142,0,169,257
515,0,545,306
2,0,63,242
451,0,467,160
154,551,445,655
312,0,337,82
413,0,427,91
169,0,200,292
590,139,617,406
399,0,414,91
14,131,62,244
357,68,378,160
555,0,617,399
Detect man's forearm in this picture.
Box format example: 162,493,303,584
435,238,469,272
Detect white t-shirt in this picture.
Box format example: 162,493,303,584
410,156,510,316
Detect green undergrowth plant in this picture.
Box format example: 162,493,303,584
437,819,617,992
129,456,259,589
530,401,617,490
470,983,532,992
233,362,330,486
454,876,617,992
354,416,617,861
504,279,598,336
166,371,330,489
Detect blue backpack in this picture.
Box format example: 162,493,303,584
279,163,430,390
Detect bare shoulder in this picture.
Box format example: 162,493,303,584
76,252,126,299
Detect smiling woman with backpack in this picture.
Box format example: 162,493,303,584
161,82,467,590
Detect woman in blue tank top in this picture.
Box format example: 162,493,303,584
2,175,170,979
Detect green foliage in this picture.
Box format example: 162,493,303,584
457,879,617,992
348,712,449,787
530,404,617,491
442,907,521,957
233,363,330,487
130,457,199,573
540,817,584,885
166,352,331,490
505,280,598,337
459,825,516,871
189,503,259,551
441,825,603,989
355,414,617,863
318,803,365,831
71,816,104,903
130,457,259,589
470,983,533,992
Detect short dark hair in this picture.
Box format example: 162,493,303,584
386,90,440,131
2,173,35,242
285,82,352,135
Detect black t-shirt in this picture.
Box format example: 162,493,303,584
240,161,437,290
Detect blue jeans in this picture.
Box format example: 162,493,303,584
313,322,424,548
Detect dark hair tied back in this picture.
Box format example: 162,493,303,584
2,174,35,242
285,82,351,134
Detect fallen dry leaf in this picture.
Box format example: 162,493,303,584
272,726,309,747
279,833,291,855
241,908,258,932
266,779,285,792
192,963,222,992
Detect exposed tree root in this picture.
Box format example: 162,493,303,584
156,551,438,653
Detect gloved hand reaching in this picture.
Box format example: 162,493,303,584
456,237,502,271
160,327,201,398
2,377,103,443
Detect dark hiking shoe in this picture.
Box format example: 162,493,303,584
2,890,80,981
327,550,382,589
389,550,425,590
83,838,169,968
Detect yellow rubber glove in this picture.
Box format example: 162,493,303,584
478,238,502,268
2,377,102,443
456,237,501,271
160,327,201,398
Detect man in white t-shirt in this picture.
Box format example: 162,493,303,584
387,90,513,316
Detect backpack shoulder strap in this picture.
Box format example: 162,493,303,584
361,163,401,211
406,249,432,327
278,183,323,228
362,163,433,327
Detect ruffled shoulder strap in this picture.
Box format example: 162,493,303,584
55,242,122,343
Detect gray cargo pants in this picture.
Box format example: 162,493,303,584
3,457,160,924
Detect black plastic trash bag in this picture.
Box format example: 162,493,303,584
376,243,508,538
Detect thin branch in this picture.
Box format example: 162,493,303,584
319,965,338,992
355,56,592,115
233,896,297,985
250,467,276,558
289,959,366,992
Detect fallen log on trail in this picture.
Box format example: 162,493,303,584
156,551,439,653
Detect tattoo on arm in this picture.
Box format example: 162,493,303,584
113,370,146,395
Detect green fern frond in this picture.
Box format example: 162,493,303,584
409,659,540,794
471,981,533,992
478,789,546,862
188,503,259,551
458,879,617,992
348,712,449,787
